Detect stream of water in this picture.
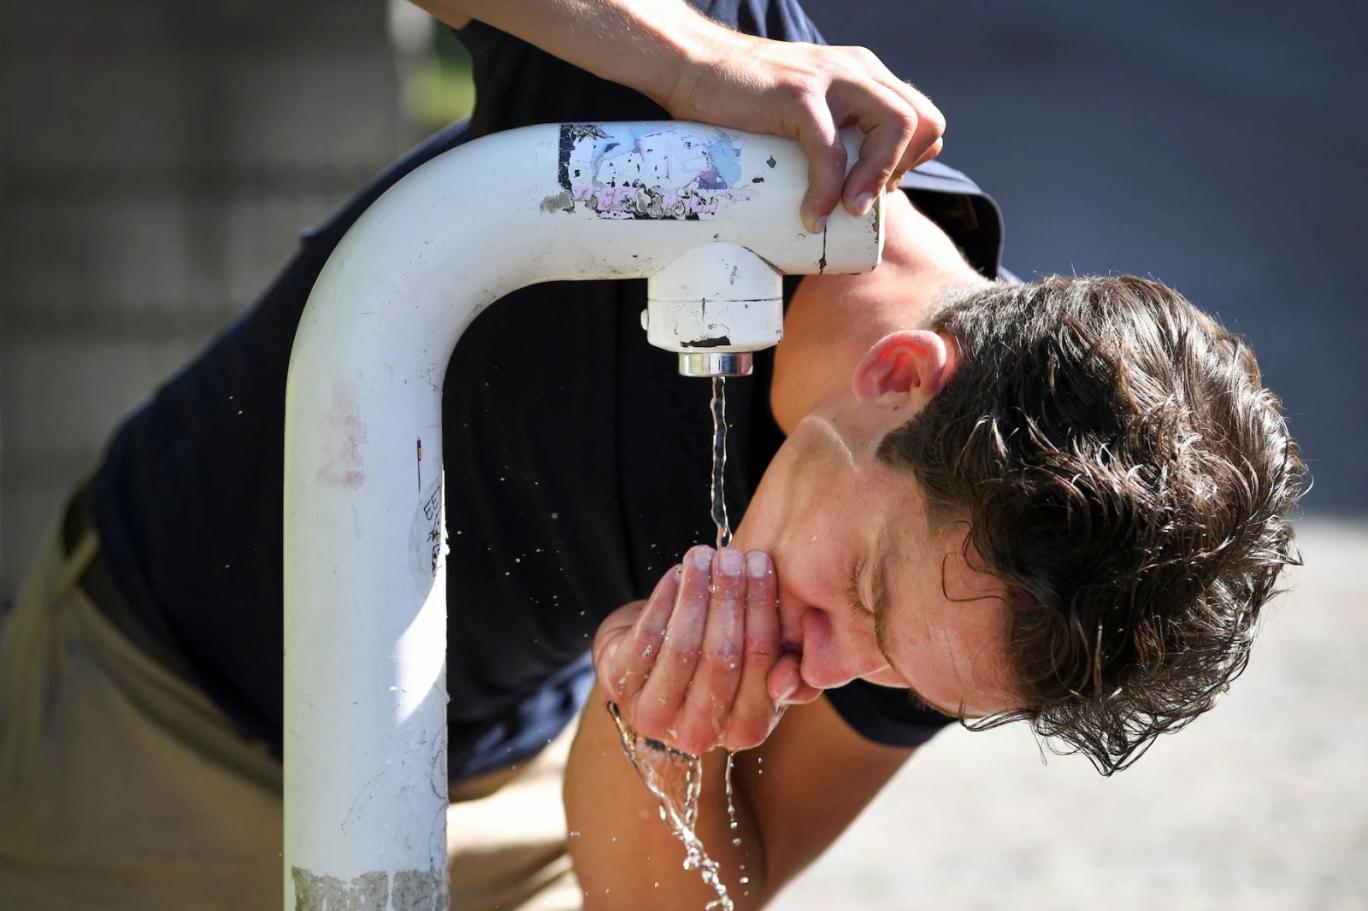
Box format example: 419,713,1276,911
710,376,732,550
710,376,743,868
605,376,742,910
609,704,734,910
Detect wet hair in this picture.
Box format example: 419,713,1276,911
878,275,1306,774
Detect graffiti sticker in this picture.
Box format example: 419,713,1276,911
557,122,751,220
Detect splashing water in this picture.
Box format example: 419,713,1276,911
604,378,747,909
609,704,734,911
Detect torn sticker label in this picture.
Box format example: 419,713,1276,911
557,122,754,220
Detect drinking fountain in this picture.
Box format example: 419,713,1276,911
283,120,883,908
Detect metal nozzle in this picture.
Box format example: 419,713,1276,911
678,352,754,377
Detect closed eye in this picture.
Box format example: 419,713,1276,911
847,555,870,620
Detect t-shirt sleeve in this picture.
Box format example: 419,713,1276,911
899,163,1005,280
823,678,953,748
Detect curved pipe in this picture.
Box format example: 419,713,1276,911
283,121,882,908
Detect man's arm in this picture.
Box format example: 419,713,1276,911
407,0,945,233
564,680,914,909
566,548,916,907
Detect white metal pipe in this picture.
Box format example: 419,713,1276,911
283,121,882,909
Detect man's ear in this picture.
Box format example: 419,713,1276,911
852,330,956,403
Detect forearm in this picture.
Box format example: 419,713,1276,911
408,0,735,110
408,0,947,230
564,686,775,910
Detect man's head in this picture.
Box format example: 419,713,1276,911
740,274,1304,774
875,274,1306,772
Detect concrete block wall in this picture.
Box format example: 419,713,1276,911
0,0,407,599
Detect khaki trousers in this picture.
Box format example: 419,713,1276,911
0,508,581,910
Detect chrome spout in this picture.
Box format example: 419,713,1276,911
678,352,754,377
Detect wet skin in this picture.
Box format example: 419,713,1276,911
593,205,1022,754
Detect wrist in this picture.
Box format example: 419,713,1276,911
647,3,742,116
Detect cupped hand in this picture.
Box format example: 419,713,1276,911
664,35,946,234
592,544,816,755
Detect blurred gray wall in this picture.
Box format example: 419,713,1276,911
0,0,406,598
803,0,1366,516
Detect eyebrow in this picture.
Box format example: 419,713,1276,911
865,534,962,721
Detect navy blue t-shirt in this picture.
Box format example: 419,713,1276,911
91,0,1004,782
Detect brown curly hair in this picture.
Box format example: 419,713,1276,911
878,275,1306,774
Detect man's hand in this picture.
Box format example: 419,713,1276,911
414,0,946,236
665,34,946,233
592,545,809,755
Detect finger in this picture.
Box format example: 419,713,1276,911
886,135,945,194
897,136,944,188
676,548,747,753
610,566,681,703
834,84,918,217
891,91,946,185
871,71,945,170
724,550,783,751
908,136,941,172
634,545,713,739
792,98,847,234
764,652,821,706
766,651,805,704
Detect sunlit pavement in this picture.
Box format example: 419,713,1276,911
773,518,1367,911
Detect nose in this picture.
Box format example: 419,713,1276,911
795,606,891,690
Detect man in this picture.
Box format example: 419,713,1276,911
0,1,1303,910
573,226,1306,908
